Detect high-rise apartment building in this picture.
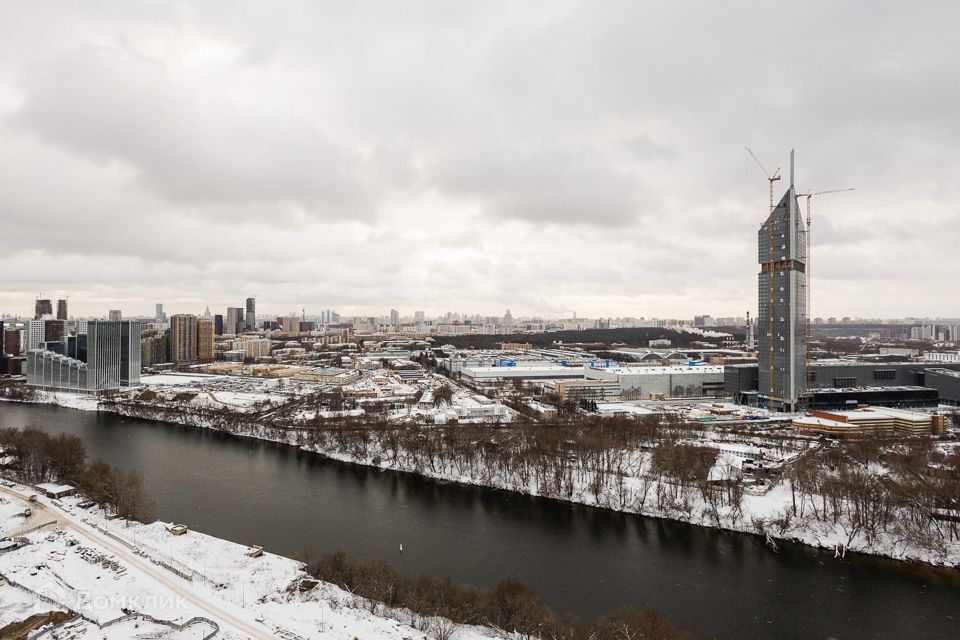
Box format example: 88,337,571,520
414,310,425,323
108,309,122,322
86,320,122,390
320,309,341,324
390,309,400,326
44,320,65,343
197,318,215,364
3,326,22,356
280,316,299,334
35,299,53,319
245,297,256,331
141,334,169,367
120,321,142,385
170,314,199,365
28,320,132,393
155,303,166,322
757,151,807,412
27,320,46,351
56,299,68,320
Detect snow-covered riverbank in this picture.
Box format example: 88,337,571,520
0,484,511,640
7,392,960,570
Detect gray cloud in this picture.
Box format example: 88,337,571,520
0,0,958,320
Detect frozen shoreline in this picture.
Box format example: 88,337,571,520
7,393,960,570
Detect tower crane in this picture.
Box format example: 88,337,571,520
795,187,854,396
745,148,781,215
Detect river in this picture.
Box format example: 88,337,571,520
3,403,958,639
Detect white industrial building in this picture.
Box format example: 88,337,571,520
585,365,725,400
460,365,586,382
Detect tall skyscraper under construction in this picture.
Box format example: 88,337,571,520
757,150,807,411
34,298,53,319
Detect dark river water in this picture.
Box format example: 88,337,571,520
3,403,959,639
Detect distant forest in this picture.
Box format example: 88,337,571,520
435,326,745,350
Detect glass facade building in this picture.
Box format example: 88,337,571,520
757,153,807,411
26,320,136,393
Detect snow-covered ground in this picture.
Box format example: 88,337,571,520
0,486,506,640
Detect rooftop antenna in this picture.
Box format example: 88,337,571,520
789,149,795,188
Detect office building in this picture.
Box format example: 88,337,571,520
414,310,425,323
390,309,400,326
108,309,122,322
226,307,244,335
214,314,224,336
35,299,53,319
155,303,166,322
245,297,256,331
56,299,68,320
545,379,623,402
197,318,215,363
757,150,807,411
170,314,199,365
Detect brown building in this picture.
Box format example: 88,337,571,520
197,318,215,364
170,314,199,365
44,320,65,343
3,328,22,356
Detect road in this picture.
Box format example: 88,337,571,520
0,484,273,640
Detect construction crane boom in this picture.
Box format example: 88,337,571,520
796,187,855,406
745,147,782,214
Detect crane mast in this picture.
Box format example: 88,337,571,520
796,187,854,402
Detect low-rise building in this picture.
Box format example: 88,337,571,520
461,365,586,382
794,406,941,437
545,379,622,401
586,365,725,400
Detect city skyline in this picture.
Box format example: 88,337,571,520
2,3,959,319
1,5,958,638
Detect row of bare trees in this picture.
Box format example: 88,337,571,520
0,426,155,522
303,550,691,640
296,415,758,523
783,440,960,551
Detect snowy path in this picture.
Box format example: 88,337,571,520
0,485,272,640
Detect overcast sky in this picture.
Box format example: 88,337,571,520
1,1,958,320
